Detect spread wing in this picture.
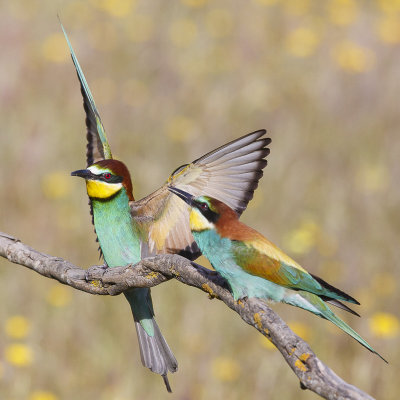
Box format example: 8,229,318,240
231,235,359,305
131,130,271,259
61,21,112,166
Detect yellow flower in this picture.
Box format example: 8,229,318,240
376,16,400,44
125,14,153,43
90,0,135,17
211,356,241,382
181,0,209,7
355,163,389,193
205,9,234,38
46,285,72,308
332,41,375,73
41,33,69,63
252,0,278,5
369,312,400,338
284,220,318,255
42,171,73,200
5,344,33,367
169,18,198,48
30,391,59,400
166,116,196,143
283,0,311,16
377,0,400,14
286,28,319,58
5,316,31,339
328,0,358,26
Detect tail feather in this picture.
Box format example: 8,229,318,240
310,274,360,305
285,290,387,362
322,297,360,317
125,288,178,392
134,320,178,392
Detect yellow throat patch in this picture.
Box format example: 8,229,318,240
189,209,214,231
86,180,122,199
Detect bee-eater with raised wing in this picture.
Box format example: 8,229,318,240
168,187,387,362
63,24,272,391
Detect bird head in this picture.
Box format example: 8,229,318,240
168,186,234,232
71,159,134,201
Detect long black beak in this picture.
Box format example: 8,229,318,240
168,186,195,206
71,169,92,179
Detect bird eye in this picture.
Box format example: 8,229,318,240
200,202,208,211
104,173,112,180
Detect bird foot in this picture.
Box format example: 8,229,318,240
85,263,109,282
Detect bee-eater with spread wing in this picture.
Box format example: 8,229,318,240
168,188,387,362
63,24,272,390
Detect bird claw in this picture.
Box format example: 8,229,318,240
85,263,109,282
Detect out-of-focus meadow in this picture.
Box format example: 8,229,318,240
1,0,399,399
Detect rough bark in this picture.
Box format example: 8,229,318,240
0,231,374,400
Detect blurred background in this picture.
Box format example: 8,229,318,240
1,0,399,399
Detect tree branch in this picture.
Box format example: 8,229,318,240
0,231,374,400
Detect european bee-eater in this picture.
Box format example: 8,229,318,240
168,188,387,362
64,24,272,390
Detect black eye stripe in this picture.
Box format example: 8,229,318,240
98,173,123,184
195,201,219,223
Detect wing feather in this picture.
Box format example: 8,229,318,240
231,238,359,304
131,130,271,259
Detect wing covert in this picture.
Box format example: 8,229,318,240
132,130,271,259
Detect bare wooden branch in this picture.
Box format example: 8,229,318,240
0,231,374,400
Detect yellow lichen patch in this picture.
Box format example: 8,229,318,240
288,347,296,356
211,356,241,382
299,353,311,362
253,312,263,330
237,299,245,308
146,271,159,280
5,316,31,339
264,328,270,336
294,358,307,372
169,266,180,277
5,344,33,367
202,283,215,298
90,280,101,288
29,391,59,400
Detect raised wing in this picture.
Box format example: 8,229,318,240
60,21,112,165
131,130,271,259
231,236,359,304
